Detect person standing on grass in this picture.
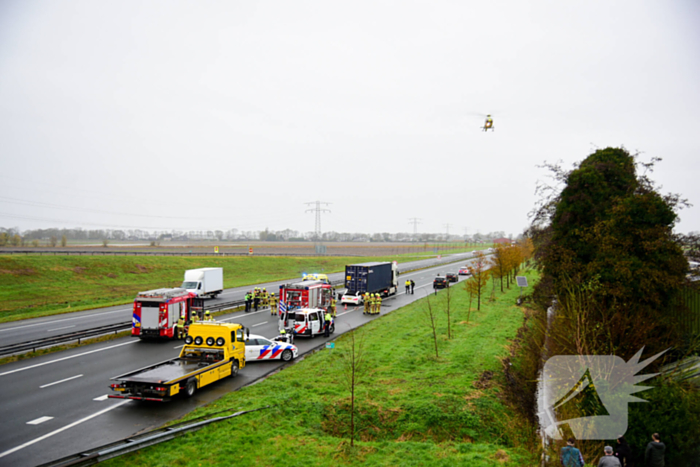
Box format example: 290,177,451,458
598,446,621,467
614,435,632,467
645,433,665,467
560,438,585,467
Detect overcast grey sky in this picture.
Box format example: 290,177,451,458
1,1,699,236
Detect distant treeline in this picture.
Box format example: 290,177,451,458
0,226,520,246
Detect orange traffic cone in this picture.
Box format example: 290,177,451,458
344,304,347,311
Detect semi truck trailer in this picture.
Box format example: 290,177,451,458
340,261,399,305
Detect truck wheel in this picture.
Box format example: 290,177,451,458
185,379,197,397
281,349,293,362
230,359,240,377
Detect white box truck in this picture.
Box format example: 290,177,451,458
181,268,224,299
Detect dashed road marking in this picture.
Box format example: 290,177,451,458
26,416,53,425
0,341,138,377
40,374,83,388
0,400,132,459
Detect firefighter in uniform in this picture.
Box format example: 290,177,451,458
262,288,269,307
204,310,213,322
176,316,185,339
376,294,382,314
363,293,370,314
329,296,337,317
324,311,332,337
191,311,199,322
253,288,260,311
270,292,278,316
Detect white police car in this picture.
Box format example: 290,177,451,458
244,333,298,362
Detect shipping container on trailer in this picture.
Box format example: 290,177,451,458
344,262,399,297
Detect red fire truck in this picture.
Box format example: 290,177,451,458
278,280,334,313
132,288,195,339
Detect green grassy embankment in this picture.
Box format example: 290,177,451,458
0,255,413,323
104,269,540,467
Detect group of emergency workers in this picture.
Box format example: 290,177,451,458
362,293,382,315
244,287,277,313
175,309,214,339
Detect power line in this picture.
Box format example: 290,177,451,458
408,218,422,235
304,201,331,241
443,223,452,238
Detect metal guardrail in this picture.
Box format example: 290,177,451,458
36,405,273,467
2,254,475,356
0,323,131,356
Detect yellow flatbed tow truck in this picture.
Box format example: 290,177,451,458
109,322,246,401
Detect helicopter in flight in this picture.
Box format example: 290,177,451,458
481,114,494,132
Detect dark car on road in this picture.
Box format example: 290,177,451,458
446,273,458,283
433,276,449,289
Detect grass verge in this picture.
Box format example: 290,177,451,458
103,269,540,466
0,254,423,323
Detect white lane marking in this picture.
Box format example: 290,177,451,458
46,325,75,332
40,374,83,388
218,308,269,322
173,344,185,349
0,400,132,459
0,340,138,377
26,416,53,425
0,308,129,333
252,321,268,327
93,395,109,401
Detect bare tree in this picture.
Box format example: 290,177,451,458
337,329,367,448
444,284,453,340
424,296,440,358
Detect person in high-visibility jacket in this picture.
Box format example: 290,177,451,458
262,288,269,307
204,310,213,322
376,294,382,314
176,316,185,339
324,311,333,337
363,293,371,314
191,311,199,322
329,297,337,317
405,279,411,294
270,292,278,316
